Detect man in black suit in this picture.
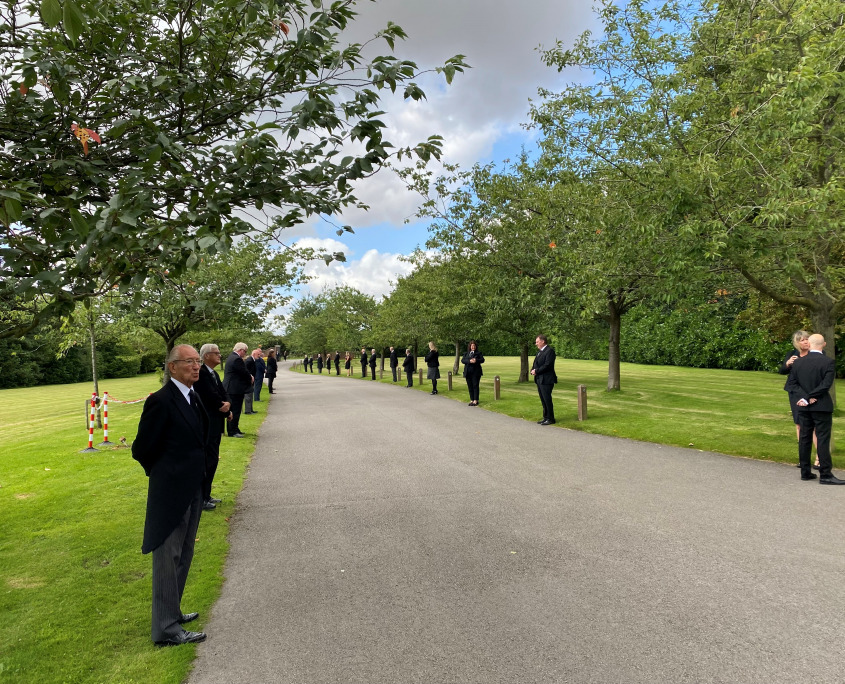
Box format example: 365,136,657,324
222,342,252,437
243,349,258,414
788,334,843,484
195,344,232,511
531,334,557,425
253,348,266,401
334,351,341,375
132,344,208,646
360,347,368,377
369,348,377,380
402,348,414,387
389,346,398,382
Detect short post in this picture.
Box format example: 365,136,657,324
97,392,116,446
418,368,424,385
80,394,99,452
447,371,453,391
494,375,501,400
577,384,587,421
379,369,383,380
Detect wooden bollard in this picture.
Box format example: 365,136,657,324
577,384,587,421
379,369,383,380
447,371,453,391
494,375,501,400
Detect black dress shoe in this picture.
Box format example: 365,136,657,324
155,630,207,647
208,497,221,504
202,500,216,511
820,475,845,485
537,419,546,424
801,473,818,480
230,433,245,438
540,419,556,425
178,612,199,624
813,464,820,470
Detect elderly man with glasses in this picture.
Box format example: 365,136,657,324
132,344,209,646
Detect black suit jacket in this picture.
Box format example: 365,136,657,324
787,351,835,412
360,352,368,366
402,354,414,372
532,346,557,385
369,352,377,368
194,365,229,436
223,352,252,395
132,381,208,553
390,350,398,368
461,350,484,377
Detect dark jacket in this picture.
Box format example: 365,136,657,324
360,352,368,366
778,349,801,391
402,353,414,373
786,351,835,413
461,349,484,377
194,365,230,437
223,351,252,395
532,346,557,385
132,381,208,554
369,352,377,368
317,355,324,370
425,350,440,367
254,355,266,378
266,357,277,378
390,349,398,368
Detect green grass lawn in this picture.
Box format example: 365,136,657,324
292,356,844,466
0,375,268,684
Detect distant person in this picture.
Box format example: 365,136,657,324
308,355,314,373
425,342,440,395
243,350,258,415
531,334,557,425
344,351,352,377
302,354,308,372
461,340,485,406
787,334,843,484
222,342,251,437
266,349,278,394
369,348,377,380
360,347,368,377
334,351,341,375
779,330,818,468
194,344,232,511
282,350,288,362
253,348,266,401
402,348,414,387
132,344,208,646
317,352,324,374
389,346,399,382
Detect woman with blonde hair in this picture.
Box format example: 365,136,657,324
425,341,440,395
779,329,818,468
344,351,352,377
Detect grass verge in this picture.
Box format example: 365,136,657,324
0,375,268,684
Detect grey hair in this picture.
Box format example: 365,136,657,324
166,344,198,364
199,343,219,360
791,330,810,350
233,342,248,353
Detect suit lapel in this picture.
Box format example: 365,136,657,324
169,382,204,444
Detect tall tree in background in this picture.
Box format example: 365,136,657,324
0,0,466,337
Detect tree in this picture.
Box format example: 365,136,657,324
0,0,466,337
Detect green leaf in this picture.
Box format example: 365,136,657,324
63,0,84,45
40,0,61,27
4,198,22,223
69,208,89,237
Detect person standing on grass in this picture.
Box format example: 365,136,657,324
779,330,818,469
787,334,844,485
369,348,377,380
360,347,368,377
223,342,251,437
317,352,324,374
194,344,231,511
531,334,557,425
403,348,414,387
345,351,352,376
243,350,257,415
265,349,278,394
132,344,208,647
425,342,440,395
334,351,341,375
389,346,399,382
253,348,266,401
461,340,485,406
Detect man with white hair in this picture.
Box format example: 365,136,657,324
194,344,232,510
222,342,252,437
132,344,208,646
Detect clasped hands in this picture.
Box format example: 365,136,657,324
797,398,817,406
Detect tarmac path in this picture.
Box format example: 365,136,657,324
188,363,845,684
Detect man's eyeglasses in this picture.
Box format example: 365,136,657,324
173,359,202,366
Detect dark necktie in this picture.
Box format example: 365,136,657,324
188,390,202,421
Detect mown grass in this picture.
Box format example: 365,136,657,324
292,356,844,466
0,375,268,684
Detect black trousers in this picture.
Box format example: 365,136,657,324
466,375,480,402
361,363,367,377
392,366,398,382
406,371,413,387
370,365,376,380
798,410,833,477
537,383,555,421
151,489,202,642
228,394,244,435
267,376,275,392
335,363,340,375
202,431,222,500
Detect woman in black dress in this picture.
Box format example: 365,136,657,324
779,329,818,466
425,342,440,395
344,351,352,377
266,349,278,393
461,340,484,406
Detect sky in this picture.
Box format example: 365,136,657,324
282,0,599,315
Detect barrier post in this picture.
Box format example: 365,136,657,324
447,371,453,391
577,384,588,421
494,376,501,400
418,368,424,385
80,394,99,452
97,392,116,446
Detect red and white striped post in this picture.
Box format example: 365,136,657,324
80,393,99,452
97,392,115,446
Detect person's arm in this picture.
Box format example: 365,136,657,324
778,350,798,375
131,393,167,475
806,362,835,402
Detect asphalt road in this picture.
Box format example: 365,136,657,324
188,363,845,684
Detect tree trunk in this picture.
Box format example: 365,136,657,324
518,342,530,383
453,340,461,374
607,300,622,392
162,337,179,385
88,313,102,428
811,307,837,407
